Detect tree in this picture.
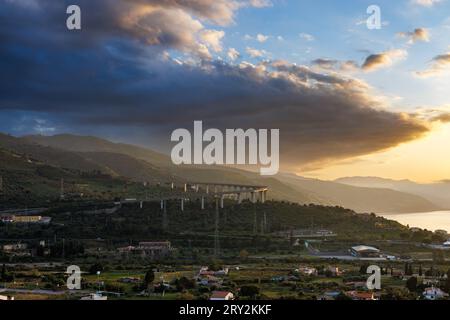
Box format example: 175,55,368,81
406,277,418,292
239,249,249,260
208,261,223,272
335,293,352,301
408,264,414,276
175,277,196,291
240,285,260,298
444,269,450,293
1,264,7,281
433,250,445,263
359,264,369,275
144,269,155,290
88,263,104,275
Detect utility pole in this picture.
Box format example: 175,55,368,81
214,197,220,257
162,200,168,231
264,211,268,233
62,238,65,260
253,204,257,235
60,178,64,199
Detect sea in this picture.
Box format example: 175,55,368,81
380,211,450,233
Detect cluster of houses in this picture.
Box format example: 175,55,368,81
195,266,229,287
319,290,379,301
296,265,342,277
117,241,173,260
317,285,449,301
0,294,15,301
0,215,51,224
194,267,234,300
1,241,49,257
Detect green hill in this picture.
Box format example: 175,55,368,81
0,133,441,213
0,146,151,209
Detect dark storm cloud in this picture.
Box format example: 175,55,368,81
0,0,430,171
361,49,407,72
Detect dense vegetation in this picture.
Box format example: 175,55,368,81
0,199,419,249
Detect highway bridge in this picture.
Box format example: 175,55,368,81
120,182,269,211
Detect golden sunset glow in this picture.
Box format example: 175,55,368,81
306,123,450,183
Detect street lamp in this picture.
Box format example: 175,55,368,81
96,271,101,292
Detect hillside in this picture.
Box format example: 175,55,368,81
24,134,170,167
0,200,413,243
277,174,441,214
336,176,450,209
0,146,152,209
0,133,442,213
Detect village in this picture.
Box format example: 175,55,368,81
1,235,450,301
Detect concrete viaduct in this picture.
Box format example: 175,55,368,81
121,182,269,211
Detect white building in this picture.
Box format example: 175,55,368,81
210,291,234,301
423,287,448,300
80,293,108,300
297,266,318,276
350,245,381,258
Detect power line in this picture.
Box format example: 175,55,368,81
214,197,220,257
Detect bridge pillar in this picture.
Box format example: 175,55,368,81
201,197,205,210
206,185,209,194
140,201,143,209
161,199,164,210
251,192,256,203
181,198,184,212
238,193,243,204
263,190,267,203
220,195,224,209
184,184,188,193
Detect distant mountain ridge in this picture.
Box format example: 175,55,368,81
277,173,442,213
336,176,450,209
0,133,442,213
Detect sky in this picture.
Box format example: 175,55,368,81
0,0,450,182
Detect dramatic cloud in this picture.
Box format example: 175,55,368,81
412,0,443,6
311,59,359,73
256,34,269,43
433,112,450,122
362,49,408,72
415,106,450,123
299,33,315,41
227,48,240,61
416,52,450,77
246,47,267,58
199,29,225,52
0,0,268,60
397,28,430,44
0,0,433,172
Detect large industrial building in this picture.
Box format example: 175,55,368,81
350,245,381,258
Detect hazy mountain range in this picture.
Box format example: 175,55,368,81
0,133,444,214
336,177,450,210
